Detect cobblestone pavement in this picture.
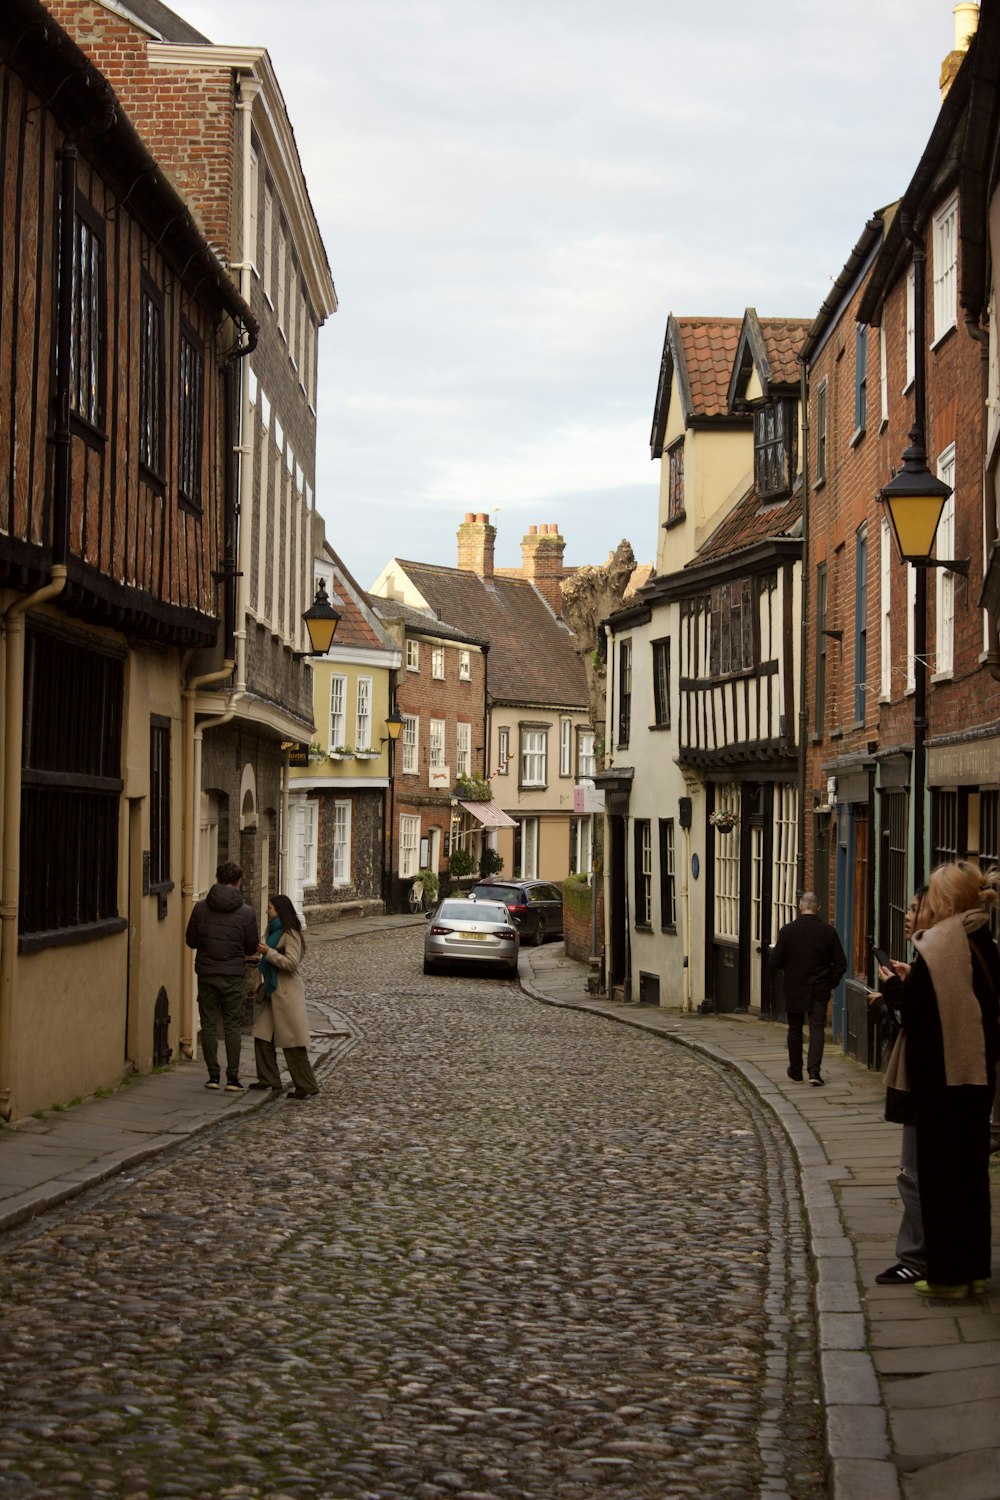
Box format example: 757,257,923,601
0,931,826,1500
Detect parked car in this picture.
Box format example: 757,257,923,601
423,899,520,976
468,880,564,946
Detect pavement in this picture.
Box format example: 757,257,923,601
0,912,997,1500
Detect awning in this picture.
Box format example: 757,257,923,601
458,799,517,828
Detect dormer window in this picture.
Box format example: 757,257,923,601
753,399,796,501
667,439,685,522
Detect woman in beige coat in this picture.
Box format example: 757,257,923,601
250,894,320,1099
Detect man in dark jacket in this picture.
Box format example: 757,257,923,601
770,892,847,1086
185,861,259,1091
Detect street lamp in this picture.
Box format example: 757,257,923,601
879,430,954,564
299,579,341,657
381,706,405,912
878,427,954,892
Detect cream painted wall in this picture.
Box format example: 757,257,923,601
10,643,186,1119
656,382,752,572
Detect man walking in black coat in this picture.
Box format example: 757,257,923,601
185,861,259,1092
770,892,847,1086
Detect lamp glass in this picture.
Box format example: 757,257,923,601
301,581,341,656
384,709,405,741
882,492,948,563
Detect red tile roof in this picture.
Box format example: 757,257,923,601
692,483,802,567
674,317,743,418
758,318,811,386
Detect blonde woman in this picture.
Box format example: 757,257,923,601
877,861,1000,1297
251,895,320,1100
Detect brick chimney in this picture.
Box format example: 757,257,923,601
457,512,495,578
520,523,567,615
941,3,978,98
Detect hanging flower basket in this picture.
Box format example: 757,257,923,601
709,809,739,833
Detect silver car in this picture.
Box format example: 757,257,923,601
423,899,520,977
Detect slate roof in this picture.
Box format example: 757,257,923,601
371,596,490,650
384,561,588,709
114,0,210,43
691,483,803,568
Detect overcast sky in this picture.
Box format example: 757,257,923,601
180,0,958,585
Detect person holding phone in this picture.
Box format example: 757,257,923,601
876,861,1000,1298
868,886,927,1286
770,892,847,1086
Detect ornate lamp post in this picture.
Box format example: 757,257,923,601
878,430,953,890
300,579,341,656
381,707,405,910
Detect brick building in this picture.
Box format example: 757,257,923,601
801,18,1000,1062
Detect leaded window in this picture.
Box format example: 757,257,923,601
139,283,164,477
667,440,685,520
652,638,670,727
178,329,203,507
754,400,796,499
710,579,754,677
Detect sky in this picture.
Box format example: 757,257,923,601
178,0,959,586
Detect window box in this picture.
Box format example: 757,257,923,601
328,748,354,761
354,749,380,760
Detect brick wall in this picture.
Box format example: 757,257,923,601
563,877,603,962
48,2,236,265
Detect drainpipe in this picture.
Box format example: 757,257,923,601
797,358,811,897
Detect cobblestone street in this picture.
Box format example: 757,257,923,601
0,931,826,1500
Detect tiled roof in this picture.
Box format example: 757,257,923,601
115,0,210,42
758,319,811,386
674,317,743,418
371,595,490,649
387,562,588,709
691,482,803,567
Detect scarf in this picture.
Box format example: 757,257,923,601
912,909,990,1086
259,916,283,998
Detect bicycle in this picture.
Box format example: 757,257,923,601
408,879,425,913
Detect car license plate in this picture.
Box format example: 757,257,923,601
460,931,488,941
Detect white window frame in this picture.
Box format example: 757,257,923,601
771,785,798,934
637,820,652,927
906,565,916,694
429,718,446,768
521,729,547,788
277,221,287,337
402,714,419,774
559,718,572,777
399,814,421,878
497,727,510,775
431,645,445,679
520,817,539,879
262,181,274,304
905,263,915,391
456,721,471,778
332,801,351,887
571,815,593,877
406,639,420,672
932,193,958,345
935,444,956,677
713,784,740,941
301,798,318,887
356,676,372,751
458,649,471,680
578,729,595,779
880,517,892,701
329,674,347,748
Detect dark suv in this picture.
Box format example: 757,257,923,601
469,879,564,946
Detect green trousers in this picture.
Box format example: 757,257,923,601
197,974,246,1081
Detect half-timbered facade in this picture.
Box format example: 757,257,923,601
599,310,807,1013
0,0,254,1119
48,0,338,945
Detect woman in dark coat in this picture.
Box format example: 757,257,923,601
878,860,1000,1297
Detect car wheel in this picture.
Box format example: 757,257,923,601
422,958,436,975
533,918,546,947
506,961,519,976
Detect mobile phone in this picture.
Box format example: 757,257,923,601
872,945,894,969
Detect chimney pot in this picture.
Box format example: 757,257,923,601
464,512,475,523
